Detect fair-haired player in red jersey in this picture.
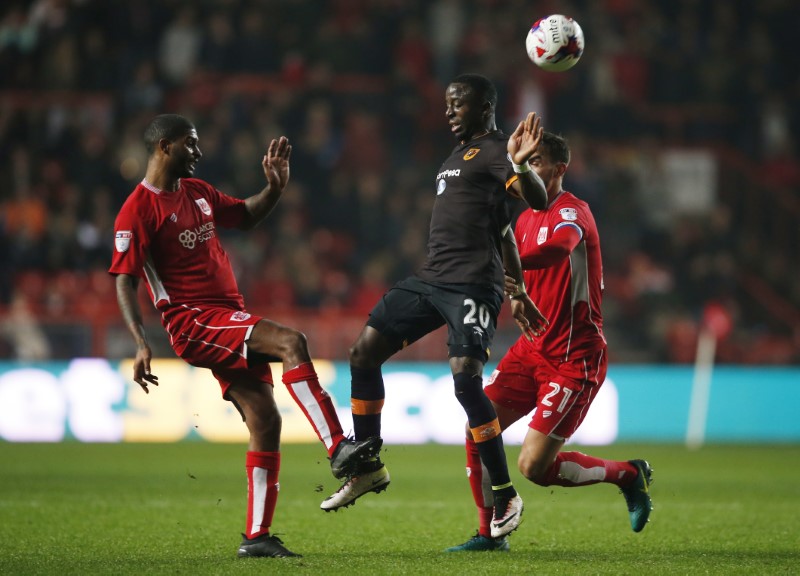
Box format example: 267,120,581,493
446,131,654,552
109,114,380,559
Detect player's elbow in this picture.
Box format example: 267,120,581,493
527,195,548,211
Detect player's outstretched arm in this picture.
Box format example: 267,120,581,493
241,136,293,229
115,273,159,394
501,226,549,340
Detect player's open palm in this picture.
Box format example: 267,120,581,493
508,111,543,166
262,136,292,190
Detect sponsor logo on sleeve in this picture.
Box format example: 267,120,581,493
115,231,132,252
194,198,212,216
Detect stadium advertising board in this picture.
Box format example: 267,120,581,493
0,360,798,443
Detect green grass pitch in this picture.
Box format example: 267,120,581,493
1,442,798,575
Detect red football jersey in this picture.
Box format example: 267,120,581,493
109,178,248,314
515,190,606,361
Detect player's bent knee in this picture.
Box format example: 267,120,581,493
349,329,390,369
264,328,309,364
518,457,551,486
283,329,309,355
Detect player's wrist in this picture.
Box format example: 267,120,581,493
512,161,531,174
509,282,526,299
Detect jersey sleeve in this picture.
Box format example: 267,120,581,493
108,193,153,278
519,224,581,269
550,203,587,239
201,182,248,229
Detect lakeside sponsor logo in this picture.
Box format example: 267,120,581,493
179,222,216,249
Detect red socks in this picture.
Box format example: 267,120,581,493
463,443,640,538
283,362,345,456
465,438,493,538
245,451,280,539
541,451,638,487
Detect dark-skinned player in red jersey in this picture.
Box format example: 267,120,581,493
109,114,381,559
446,132,654,552
322,74,550,544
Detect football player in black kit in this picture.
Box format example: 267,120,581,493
321,74,549,542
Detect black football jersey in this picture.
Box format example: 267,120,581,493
417,131,515,289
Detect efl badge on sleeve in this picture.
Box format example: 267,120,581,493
115,231,132,252
559,207,578,221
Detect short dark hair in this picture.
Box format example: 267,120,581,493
540,132,570,165
451,73,497,111
144,114,195,153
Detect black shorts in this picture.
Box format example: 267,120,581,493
367,276,503,363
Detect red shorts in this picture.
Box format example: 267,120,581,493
164,305,273,397
485,341,607,441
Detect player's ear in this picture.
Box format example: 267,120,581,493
556,162,568,178
158,138,172,155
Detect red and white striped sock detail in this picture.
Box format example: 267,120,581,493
245,451,280,539
283,362,345,456
465,437,493,538
543,451,637,487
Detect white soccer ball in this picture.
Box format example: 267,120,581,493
526,14,584,72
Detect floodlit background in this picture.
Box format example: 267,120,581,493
1,0,798,364
0,1,798,444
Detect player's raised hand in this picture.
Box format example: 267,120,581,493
133,345,159,394
262,136,292,190
507,112,543,166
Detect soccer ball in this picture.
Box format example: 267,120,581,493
526,14,584,72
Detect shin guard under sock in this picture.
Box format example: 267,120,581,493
541,451,638,487
454,372,514,496
350,365,385,440
245,451,280,539
465,437,494,537
283,362,344,456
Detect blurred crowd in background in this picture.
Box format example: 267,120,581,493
1,0,798,363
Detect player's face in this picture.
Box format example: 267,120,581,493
445,83,485,142
528,150,565,191
170,129,202,178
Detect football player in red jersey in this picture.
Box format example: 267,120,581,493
446,132,654,552
109,114,380,558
